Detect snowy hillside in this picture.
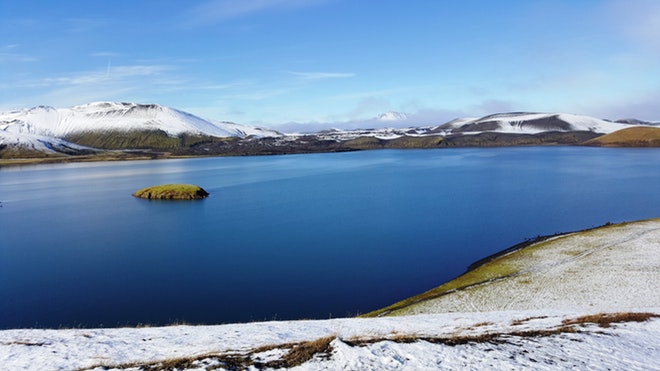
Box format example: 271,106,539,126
1,219,659,370
0,130,95,156
0,102,280,139
437,112,642,135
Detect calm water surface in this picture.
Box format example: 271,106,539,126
1,147,659,328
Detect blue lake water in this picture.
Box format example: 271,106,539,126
1,147,660,329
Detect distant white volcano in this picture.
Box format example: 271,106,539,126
376,111,408,121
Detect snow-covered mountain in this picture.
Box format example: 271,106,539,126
0,102,282,156
310,112,652,142
0,102,280,139
436,112,643,135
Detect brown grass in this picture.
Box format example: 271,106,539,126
274,335,335,368
585,126,660,147
561,312,659,328
511,316,549,326
79,312,658,370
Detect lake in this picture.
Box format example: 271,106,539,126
1,147,660,329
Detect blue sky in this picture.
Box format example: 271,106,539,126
1,0,659,130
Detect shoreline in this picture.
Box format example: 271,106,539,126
363,218,658,318
4,142,657,168
464,221,615,272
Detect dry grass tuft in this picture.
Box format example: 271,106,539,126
511,316,548,326
273,335,335,368
562,312,659,328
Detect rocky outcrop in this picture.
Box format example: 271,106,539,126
132,184,209,200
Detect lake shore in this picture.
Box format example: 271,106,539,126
366,218,660,317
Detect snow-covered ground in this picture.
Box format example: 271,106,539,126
1,310,658,370
1,219,659,370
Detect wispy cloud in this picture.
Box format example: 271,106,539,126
287,71,355,80
186,0,327,25
0,44,37,63
8,65,171,89
0,52,37,63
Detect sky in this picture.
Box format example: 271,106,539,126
1,0,659,131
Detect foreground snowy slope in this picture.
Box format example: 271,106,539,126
1,219,659,370
0,310,657,370
373,219,660,316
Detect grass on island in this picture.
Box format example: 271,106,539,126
132,184,209,200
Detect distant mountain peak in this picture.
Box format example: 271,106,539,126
376,111,408,121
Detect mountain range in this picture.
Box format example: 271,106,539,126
1,102,659,159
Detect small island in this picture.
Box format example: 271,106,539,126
132,184,209,200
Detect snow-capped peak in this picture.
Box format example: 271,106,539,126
376,111,408,121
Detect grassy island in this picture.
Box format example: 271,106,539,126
132,184,209,200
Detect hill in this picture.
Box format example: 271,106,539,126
0,102,280,157
434,112,636,135
584,126,660,147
